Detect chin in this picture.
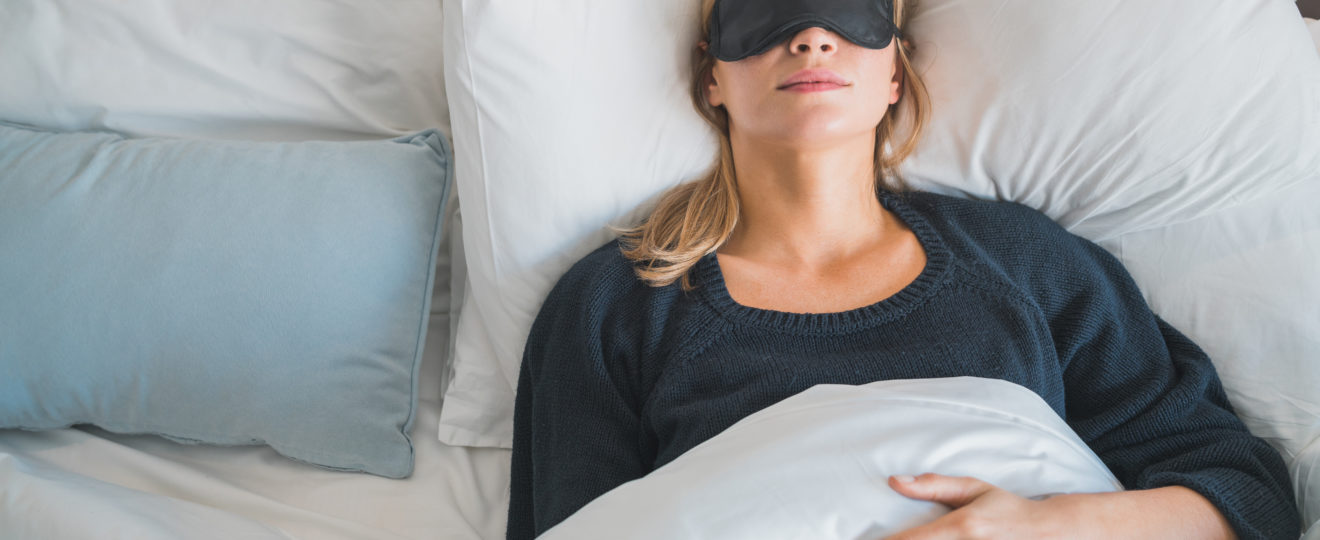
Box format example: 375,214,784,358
763,119,877,149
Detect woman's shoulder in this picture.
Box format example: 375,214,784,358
532,238,697,372
896,190,1082,256
549,238,638,302
541,237,686,322
898,190,1064,238
894,190,1123,285
556,237,655,291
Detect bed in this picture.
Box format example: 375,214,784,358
1,1,1318,539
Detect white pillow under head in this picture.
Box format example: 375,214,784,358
1308,17,1320,52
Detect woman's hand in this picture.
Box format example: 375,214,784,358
882,473,1238,540
882,473,1069,540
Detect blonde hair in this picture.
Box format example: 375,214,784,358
617,0,931,290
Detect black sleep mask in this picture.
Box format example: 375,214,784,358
708,0,902,62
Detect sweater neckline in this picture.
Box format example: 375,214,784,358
694,191,953,334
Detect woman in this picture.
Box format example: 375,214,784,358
506,0,1300,538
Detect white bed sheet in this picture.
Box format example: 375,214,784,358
0,312,513,540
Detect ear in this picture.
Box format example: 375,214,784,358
705,63,725,108
697,41,727,108
889,52,904,105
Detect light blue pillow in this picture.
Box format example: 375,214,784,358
0,122,452,478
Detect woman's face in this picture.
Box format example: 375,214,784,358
705,26,902,149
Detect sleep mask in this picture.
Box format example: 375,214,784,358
708,0,902,62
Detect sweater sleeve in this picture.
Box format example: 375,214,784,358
505,257,653,540
1035,222,1301,540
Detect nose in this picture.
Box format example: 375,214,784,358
787,27,840,56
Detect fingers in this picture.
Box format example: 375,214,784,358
888,473,997,508
884,518,965,540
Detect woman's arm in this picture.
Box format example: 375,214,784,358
1013,215,1297,539
1053,485,1236,539
505,252,656,539
884,474,1236,540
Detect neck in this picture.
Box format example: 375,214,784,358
721,129,890,270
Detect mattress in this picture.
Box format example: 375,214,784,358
0,311,513,540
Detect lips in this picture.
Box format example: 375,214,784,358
778,68,849,90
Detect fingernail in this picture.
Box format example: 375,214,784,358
892,475,916,483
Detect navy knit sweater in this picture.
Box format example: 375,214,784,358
506,191,1300,539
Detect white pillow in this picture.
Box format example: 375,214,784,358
899,2,1320,241
540,377,1122,539
438,0,716,447
438,0,1320,448
0,0,448,141
1309,18,1320,53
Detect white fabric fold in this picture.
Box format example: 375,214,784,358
543,377,1121,540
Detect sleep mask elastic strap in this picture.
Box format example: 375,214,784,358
709,0,902,62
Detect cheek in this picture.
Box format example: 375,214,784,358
861,62,900,103
717,65,767,114
725,63,762,95
850,71,899,126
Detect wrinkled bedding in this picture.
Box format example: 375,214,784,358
542,377,1122,540
0,398,512,540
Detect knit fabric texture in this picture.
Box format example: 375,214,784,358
505,191,1300,539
